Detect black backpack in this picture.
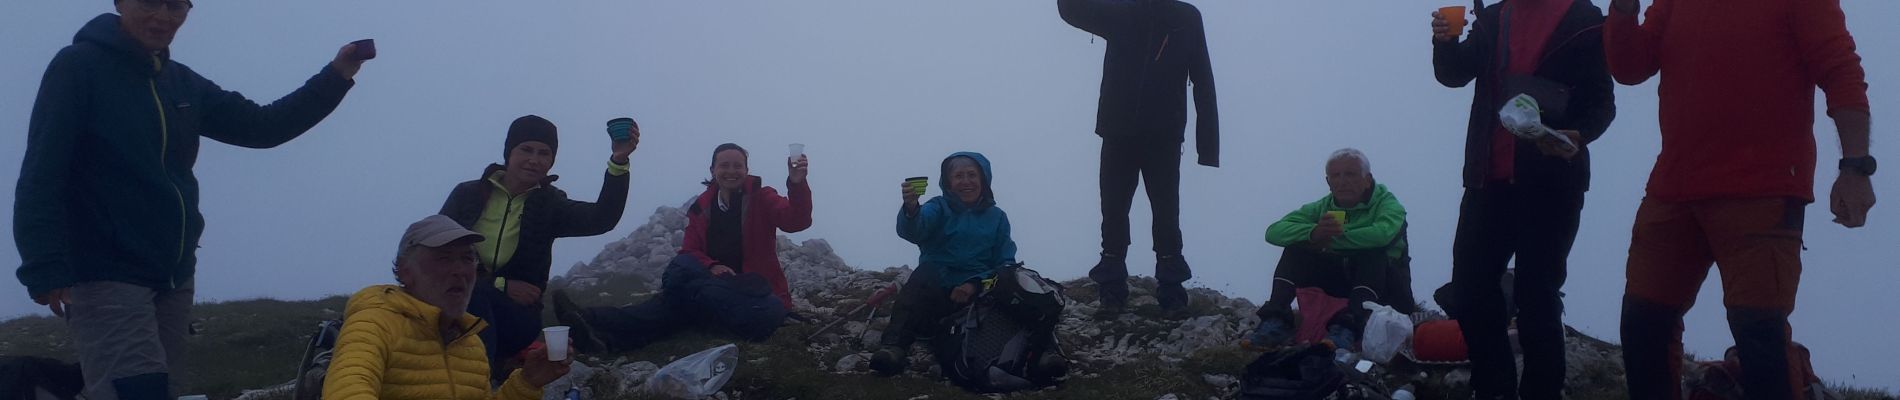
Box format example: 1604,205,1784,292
985,264,1067,330
1238,344,1346,400
931,264,1069,393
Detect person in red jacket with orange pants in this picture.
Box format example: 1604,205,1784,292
1604,0,1877,398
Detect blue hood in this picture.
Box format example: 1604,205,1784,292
939,152,996,211
76,14,166,69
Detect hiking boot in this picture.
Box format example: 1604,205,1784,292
1088,253,1130,310
551,290,608,355
1241,316,1294,352
869,345,910,376
1325,324,1358,352
1032,351,1069,380
1155,255,1193,311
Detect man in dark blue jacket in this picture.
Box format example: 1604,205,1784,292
13,1,366,398
1059,0,1220,317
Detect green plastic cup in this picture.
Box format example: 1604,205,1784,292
904,176,929,196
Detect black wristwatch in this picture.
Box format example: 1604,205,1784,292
1840,156,1877,176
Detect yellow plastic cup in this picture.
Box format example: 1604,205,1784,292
1325,211,1348,225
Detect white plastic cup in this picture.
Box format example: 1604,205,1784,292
789,143,806,162
543,326,571,361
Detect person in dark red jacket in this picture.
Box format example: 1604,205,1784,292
551,143,812,352
1605,0,1876,398
1430,0,1617,398
678,143,815,309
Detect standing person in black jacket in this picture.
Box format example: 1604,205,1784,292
439,115,636,383
1058,0,1219,317
14,2,367,398
1430,0,1615,398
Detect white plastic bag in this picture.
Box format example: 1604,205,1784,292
1360,301,1413,364
1498,94,1577,153
646,344,739,399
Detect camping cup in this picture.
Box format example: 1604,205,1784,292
351,39,377,61
606,118,635,142
1325,211,1348,225
1439,6,1468,40
543,326,572,361
905,176,929,196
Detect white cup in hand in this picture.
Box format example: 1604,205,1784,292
543,326,571,361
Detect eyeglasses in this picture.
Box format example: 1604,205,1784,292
131,0,194,15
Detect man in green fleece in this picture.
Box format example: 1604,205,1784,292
1255,148,1414,348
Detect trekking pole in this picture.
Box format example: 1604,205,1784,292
805,283,900,342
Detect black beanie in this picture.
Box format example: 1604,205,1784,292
504,115,559,161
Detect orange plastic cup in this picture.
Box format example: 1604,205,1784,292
1440,6,1468,39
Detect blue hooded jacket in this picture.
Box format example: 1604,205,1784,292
14,14,353,298
896,152,1017,289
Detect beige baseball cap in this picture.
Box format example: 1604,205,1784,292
394,215,485,264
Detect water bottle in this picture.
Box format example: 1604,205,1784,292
1392,384,1416,400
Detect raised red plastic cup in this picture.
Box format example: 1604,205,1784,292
351,39,377,61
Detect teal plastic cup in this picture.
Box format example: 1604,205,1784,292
606,118,635,142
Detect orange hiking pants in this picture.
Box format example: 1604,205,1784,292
1620,197,1809,400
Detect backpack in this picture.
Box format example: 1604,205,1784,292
985,264,1067,330
1686,343,1842,400
0,356,83,400
1238,344,1346,400
291,319,344,400
930,264,1068,393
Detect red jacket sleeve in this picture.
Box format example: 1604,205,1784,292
1793,0,1869,114
678,194,718,267
768,180,814,233
1603,0,1671,85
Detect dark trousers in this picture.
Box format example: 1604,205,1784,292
1260,246,1395,332
582,295,690,353
880,264,959,348
1451,184,1583,400
1098,136,1186,259
468,277,544,383
1092,137,1192,303
1622,197,1808,400
580,255,710,352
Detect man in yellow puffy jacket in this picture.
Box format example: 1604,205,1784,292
324,215,572,399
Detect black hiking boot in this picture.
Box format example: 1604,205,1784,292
1155,255,1193,313
1033,351,1069,380
1089,253,1129,320
551,290,608,355
869,345,910,376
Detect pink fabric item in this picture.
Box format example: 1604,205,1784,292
1293,287,1349,344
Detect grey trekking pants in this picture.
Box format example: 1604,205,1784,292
67,279,193,400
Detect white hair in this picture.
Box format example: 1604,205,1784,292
1328,148,1372,174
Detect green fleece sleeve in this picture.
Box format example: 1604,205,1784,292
1332,197,1408,251
1265,201,1323,247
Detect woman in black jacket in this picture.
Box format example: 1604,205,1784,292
1431,1,1616,398
439,115,636,383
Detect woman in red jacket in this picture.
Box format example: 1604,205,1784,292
680,143,815,309
552,143,812,352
